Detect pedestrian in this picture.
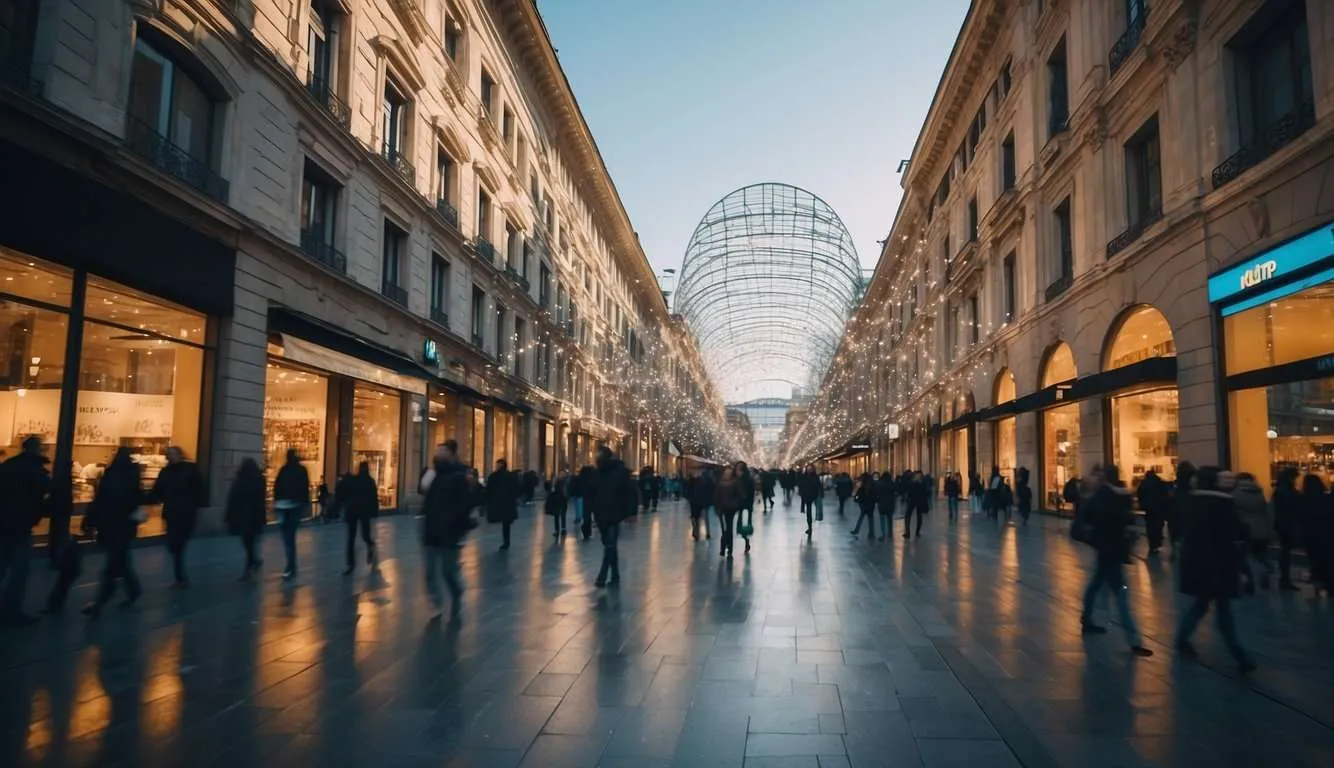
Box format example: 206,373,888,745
486,458,520,551
969,471,985,517
1272,467,1301,590
1016,467,1033,525
1233,471,1272,592
226,458,267,580
736,461,755,553
834,472,853,516
1169,461,1196,557
589,446,634,587
639,465,660,513
761,469,776,512
577,465,596,540
0,436,51,627
1077,463,1153,656
82,448,145,619
316,481,332,523
944,472,962,521
547,472,569,537
151,446,205,589
874,470,896,540
1301,473,1333,595
342,462,379,574
422,441,474,621
1176,467,1254,672
272,449,310,580
1136,469,1170,555
798,466,820,537
991,467,1008,519
44,459,80,615
690,470,714,540
714,464,743,558
850,472,877,540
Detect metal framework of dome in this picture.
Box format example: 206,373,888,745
675,183,861,405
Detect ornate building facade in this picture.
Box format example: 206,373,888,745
0,0,725,535
802,0,1334,510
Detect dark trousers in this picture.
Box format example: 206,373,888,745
904,505,924,537
166,525,191,583
582,510,593,539
501,521,512,548
553,510,567,534
837,498,847,516
597,523,620,583
1177,596,1248,663
1145,507,1165,550
47,556,79,612
852,504,876,537
1278,530,1296,584
241,533,261,570
96,543,142,606
691,505,711,538
280,518,299,574
345,515,375,567
0,533,33,618
719,509,736,555
800,499,813,531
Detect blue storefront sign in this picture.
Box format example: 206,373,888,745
1208,223,1334,311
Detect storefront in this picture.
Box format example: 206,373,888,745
1038,343,1080,512
0,247,212,538
992,369,1017,484
1211,220,1334,488
538,418,556,477
936,394,975,493
264,309,432,514
1102,305,1178,488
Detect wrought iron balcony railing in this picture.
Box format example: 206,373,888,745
379,143,416,186
1106,208,1162,259
434,197,460,230
305,77,351,128
125,116,229,202
299,229,348,273
1044,270,1073,303
1212,99,1316,189
474,238,497,264
471,332,485,349
381,279,408,307
1049,112,1069,138
430,306,450,328
1109,8,1149,76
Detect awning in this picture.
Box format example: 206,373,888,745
981,356,1179,418
268,307,434,394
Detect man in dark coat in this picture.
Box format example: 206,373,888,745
151,446,205,588
1136,469,1170,556
588,446,634,587
1078,464,1152,657
83,449,145,618
639,466,659,513
486,458,520,550
875,471,897,540
0,436,51,626
797,467,820,537
273,449,311,580
834,472,854,517
1272,467,1302,590
690,470,714,540
422,441,473,620
341,462,380,574
576,465,596,540
1175,467,1253,671
760,470,776,511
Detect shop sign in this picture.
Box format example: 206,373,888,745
422,339,440,367
850,443,871,451
886,423,900,440
1208,223,1334,304
1109,339,1177,370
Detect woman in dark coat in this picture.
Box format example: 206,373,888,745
486,459,520,551
850,472,877,540
272,449,310,580
1273,467,1302,590
82,449,144,618
342,462,379,574
226,458,267,579
151,446,205,588
1175,467,1253,671
735,461,756,553
1078,464,1151,656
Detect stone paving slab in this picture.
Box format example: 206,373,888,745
2,496,1333,767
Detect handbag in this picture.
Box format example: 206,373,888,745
738,523,754,537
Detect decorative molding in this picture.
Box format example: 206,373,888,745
1247,197,1270,239
1159,17,1199,70
1082,108,1108,151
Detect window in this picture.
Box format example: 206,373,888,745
307,0,340,92
126,35,223,197
381,78,408,157
1124,115,1162,227
436,149,454,204
480,68,495,115
999,58,1012,99
430,255,449,324
1217,0,1314,186
504,221,519,269
495,303,507,359
543,194,554,231
514,317,526,377
947,305,958,363
1047,38,1069,137
381,220,407,305
968,293,980,344
470,286,485,345
477,188,492,242
1002,251,1016,323
967,197,979,241
1001,132,1016,191
300,161,342,270
935,175,950,208
1050,196,1074,295
502,105,515,153
443,7,463,60
539,263,551,308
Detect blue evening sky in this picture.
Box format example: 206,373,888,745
537,0,971,280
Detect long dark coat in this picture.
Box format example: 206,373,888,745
1179,490,1244,600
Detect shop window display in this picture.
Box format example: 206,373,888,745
1223,282,1334,375
1041,343,1078,511
494,409,514,469
994,369,1017,484
428,388,459,448
1104,306,1178,487
471,406,486,471
263,363,329,508
353,383,401,510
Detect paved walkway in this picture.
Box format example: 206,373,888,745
2,496,1333,767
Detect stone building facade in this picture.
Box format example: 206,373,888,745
0,0,724,536
804,0,1334,510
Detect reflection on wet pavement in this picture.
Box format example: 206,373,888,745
3,498,1333,767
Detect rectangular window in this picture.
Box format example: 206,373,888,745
947,305,957,363
1003,251,1016,323
543,194,555,231
300,161,339,247
967,197,979,241
999,57,1012,98
502,105,515,152
942,235,951,270
539,263,551,308
430,255,449,323
127,37,218,172
480,68,495,115
514,317,526,378
382,78,408,156
436,149,454,204
1047,38,1069,137
504,221,519,269
307,1,339,91
1001,132,1016,191
935,175,950,207
381,220,407,304
530,173,540,203
443,11,462,60
1124,115,1163,227
477,188,492,241
471,286,485,345
1055,197,1073,279
495,303,507,359
968,293,980,344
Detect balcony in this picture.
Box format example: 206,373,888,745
1108,9,1149,76
381,279,408,307
1044,271,1073,303
304,77,351,129
434,197,460,231
1048,112,1069,138
125,116,229,203
1106,208,1162,259
504,265,530,292
430,306,450,329
471,332,485,349
474,238,497,264
1212,100,1317,190
299,229,347,273
379,143,416,186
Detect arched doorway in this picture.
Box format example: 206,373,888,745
993,369,1017,484
1103,305,1178,485
1040,342,1079,514
940,392,976,493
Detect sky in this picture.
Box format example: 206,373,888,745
537,0,972,282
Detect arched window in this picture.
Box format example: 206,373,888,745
994,368,1016,405
1103,304,1175,370
993,368,1017,482
1040,341,1079,513
1104,305,1179,485
1041,341,1077,386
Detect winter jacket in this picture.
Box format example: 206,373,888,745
874,474,897,510
273,461,311,507
1085,483,1136,567
485,469,520,524
797,472,821,501
87,459,143,545
714,476,743,514
342,472,380,521
1233,479,1271,541
1272,481,1302,540
151,460,206,534
834,474,853,500
588,456,635,526
1179,489,1245,600
422,459,474,547
0,452,51,536
944,476,961,498
225,468,267,536
738,471,756,510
